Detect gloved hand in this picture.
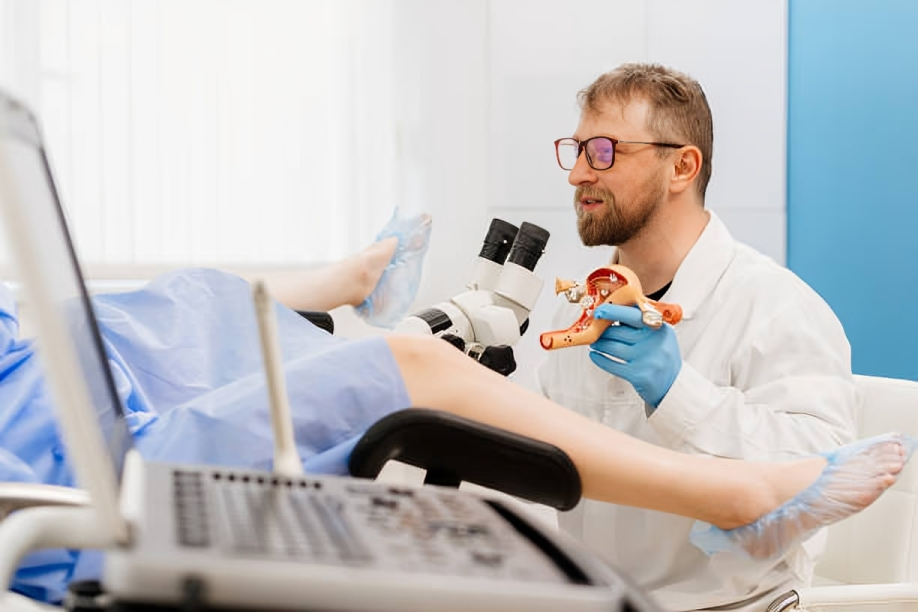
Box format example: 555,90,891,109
589,303,682,411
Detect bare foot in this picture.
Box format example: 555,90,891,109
694,433,914,559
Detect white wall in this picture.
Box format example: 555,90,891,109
388,1,491,308
364,0,788,387
0,0,39,105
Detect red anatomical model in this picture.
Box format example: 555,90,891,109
540,265,682,350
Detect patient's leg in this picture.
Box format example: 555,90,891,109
385,335,913,558
256,237,399,312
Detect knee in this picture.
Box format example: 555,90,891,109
385,334,461,373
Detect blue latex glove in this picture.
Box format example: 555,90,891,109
588,303,682,410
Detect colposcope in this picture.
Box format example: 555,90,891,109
395,218,550,375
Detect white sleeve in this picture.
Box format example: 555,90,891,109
648,302,858,461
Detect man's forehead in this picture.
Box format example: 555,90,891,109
573,97,651,139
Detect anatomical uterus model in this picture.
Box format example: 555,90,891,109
539,264,682,350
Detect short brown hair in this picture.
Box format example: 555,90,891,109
578,63,713,198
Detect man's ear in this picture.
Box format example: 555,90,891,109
670,146,702,194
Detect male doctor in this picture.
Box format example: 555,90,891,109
537,63,856,611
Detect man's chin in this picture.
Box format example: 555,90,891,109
577,228,610,247
578,221,630,247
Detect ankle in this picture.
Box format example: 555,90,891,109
342,261,379,307
719,475,780,530
345,237,399,307
715,458,827,530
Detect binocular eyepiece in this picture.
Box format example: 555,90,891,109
468,219,550,292
505,221,551,273
477,218,519,267
478,218,551,271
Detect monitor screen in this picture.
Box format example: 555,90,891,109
0,131,132,480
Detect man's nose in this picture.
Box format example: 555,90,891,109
568,151,597,186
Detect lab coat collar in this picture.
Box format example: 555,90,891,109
666,210,736,320
609,210,736,321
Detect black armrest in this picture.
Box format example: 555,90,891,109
349,408,582,511
295,310,334,334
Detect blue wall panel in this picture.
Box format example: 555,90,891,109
788,0,918,379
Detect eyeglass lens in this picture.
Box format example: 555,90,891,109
557,137,615,170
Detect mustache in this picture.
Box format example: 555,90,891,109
574,186,612,203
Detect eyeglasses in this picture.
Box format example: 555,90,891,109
554,136,686,171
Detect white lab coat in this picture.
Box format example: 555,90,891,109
537,211,856,611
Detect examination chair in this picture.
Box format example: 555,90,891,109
767,374,918,612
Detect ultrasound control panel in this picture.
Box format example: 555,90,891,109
173,469,575,585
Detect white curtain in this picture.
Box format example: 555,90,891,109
0,0,401,274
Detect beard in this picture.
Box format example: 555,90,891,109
575,171,667,247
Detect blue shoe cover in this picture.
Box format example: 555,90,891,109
355,208,432,328
689,432,918,559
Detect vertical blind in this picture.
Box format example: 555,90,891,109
0,0,400,272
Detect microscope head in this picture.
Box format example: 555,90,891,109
394,218,550,375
